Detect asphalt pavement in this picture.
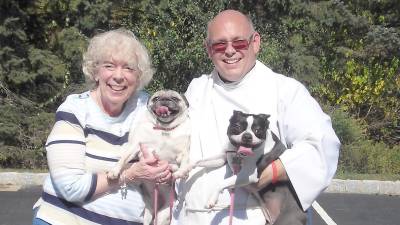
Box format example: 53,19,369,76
0,186,39,225
1,186,400,225
311,193,400,225
1,172,400,225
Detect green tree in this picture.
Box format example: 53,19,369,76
111,0,229,92
0,0,111,168
1,0,399,170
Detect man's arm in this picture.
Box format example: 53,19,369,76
259,77,340,210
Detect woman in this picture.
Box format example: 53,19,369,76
32,28,171,225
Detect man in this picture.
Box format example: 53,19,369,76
172,10,340,225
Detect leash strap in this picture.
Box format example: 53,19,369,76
228,162,241,225
153,182,175,225
169,181,175,224
153,184,159,225
229,189,235,225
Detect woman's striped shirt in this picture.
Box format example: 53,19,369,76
34,90,149,225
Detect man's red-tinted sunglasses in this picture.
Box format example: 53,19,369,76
208,33,255,54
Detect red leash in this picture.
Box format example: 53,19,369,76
153,184,159,225
153,181,175,225
228,163,241,225
169,181,175,224
228,189,236,225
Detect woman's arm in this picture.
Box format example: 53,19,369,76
93,144,172,199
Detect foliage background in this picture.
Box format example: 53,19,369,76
1,0,399,176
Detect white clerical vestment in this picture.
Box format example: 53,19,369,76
171,60,340,225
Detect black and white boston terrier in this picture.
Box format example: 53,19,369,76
184,110,306,225
228,110,307,225
185,110,271,208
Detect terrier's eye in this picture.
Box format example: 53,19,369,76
253,127,263,136
231,124,242,134
152,97,159,102
171,97,180,102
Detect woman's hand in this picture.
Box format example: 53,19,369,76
124,144,172,184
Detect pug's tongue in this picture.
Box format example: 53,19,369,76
238,146,254,156
155,106,169,116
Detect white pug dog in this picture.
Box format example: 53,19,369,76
108,90,191,225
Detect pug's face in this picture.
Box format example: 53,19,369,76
148,90,189,124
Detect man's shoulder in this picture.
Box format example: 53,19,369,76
189,73,212,84
254,61,309,101
186,73,212,93
256,61,303,87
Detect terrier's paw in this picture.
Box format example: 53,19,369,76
205,191,219,209
172,170,189,180
205,200,216,209
107,169,120,180
244,183,259,193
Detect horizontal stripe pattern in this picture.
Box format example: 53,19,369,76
84,127,129,146
55,111,82,127
36,91,149,224
85,152,139,163
54,111,129,146
46,140,85,147
42,192,142,225
84,174,97,201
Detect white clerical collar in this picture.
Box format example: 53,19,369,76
213,63,257,89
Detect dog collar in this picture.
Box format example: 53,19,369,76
153,125,179,131
225,150,247,159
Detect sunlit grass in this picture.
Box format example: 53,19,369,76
1,168,399,181
0,168,48,173
335,172,400,181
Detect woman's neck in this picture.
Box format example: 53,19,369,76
90,90,123,117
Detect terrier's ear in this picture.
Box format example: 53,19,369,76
257,114,271,129
258,113,270,121
233,110,245,116
230,110,243,124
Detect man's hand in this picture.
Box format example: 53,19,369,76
256,159,288,190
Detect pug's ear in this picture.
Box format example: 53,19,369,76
146,92,156,108
180,93,189,107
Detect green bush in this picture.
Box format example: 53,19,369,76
338,140,400,175
330,107,365,145
331,107,400,175
1,0,399,174
0,99,52,169
0,145,46,169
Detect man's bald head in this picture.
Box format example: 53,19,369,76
207,10,255,41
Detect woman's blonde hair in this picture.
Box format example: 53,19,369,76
82,28,154,91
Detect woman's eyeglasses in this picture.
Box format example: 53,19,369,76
208,33,254,54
